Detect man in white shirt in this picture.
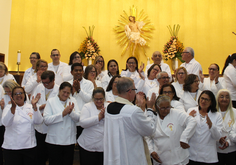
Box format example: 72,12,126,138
180,47,203,78
32,70,59,165
68,63,94,138
21,52,40,87
48,49,67,85
104,77,157,165
145,51,172,81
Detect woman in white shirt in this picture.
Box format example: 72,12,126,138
21,52,40,87
93,56,107,81
84,65,102,88
43,82,80,165
172,67,187,97
199,63,225,97
0,62,16,85
159,84,185,111
187,90,224,164
2,86,43,165
25,59,48,96
142,64,161,95
78,87,108,165
63,51,85,82
179,74,202,111
222,54,236,108
105,75,121,102
101,59,119,90
145,95,196,165
121,57,145,92
215,89,236,165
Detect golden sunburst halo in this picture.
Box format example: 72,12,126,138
114,5,155,59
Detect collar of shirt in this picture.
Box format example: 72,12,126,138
115,96,133,105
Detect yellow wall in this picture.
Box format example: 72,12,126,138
0,0,12,65
8,0,236,74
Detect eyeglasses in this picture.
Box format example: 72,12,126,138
182,52,189,54
200,97,210,102
97,60,104,63
90,71,96,74
14,92,24,96
94,98,104,101
177,72,185,75
219,95,230,99
4,91,11,95
157,105,172,111
128,62,136,65
208,68,217,71
40,65,48,68
126,88,137,92
160,77,170,80
163,91,173,95
194,80,200,83
51,54,59,57
74,56,81,59
29,57,38,60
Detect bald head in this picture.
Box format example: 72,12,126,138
152,51,162,64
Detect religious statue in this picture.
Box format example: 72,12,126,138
125,16,146,56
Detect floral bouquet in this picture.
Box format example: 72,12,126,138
163,25,184,62
78,26,100,59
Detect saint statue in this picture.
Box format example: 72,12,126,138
125,16,146,56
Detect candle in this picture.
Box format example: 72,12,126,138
17,50,21,63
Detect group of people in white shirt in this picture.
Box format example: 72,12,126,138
0,47,236,165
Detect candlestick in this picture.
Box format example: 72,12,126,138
17,50,21,63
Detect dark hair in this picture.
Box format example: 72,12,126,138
84,65,97,79
68,51,82,65
129,16,136,22
0,62,8,75
93,56,105,70
106,75,121,92
71,63,83,72
159,84,180,101
124,57,138,71
183,74,198,92
107,59,119,77
198,90,217,113
59,82,72,93
147,64,161,77
92,87,105,99
51,49,60,55
41,70,55,82
30,52,41,59
222,53,236,74
12,86,27,102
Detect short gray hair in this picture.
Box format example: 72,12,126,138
185,47,194,57
117,77,134,94
154,95,171,114
156,71,168,80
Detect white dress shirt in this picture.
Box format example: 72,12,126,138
21,67,35,87
142,78,159,96
223,64,236,100
180,58,203,78
199,77,225,97
32,83,59,134
44,96,80,145
2,103,43,150
172,81,184,97
48,61,68,85
78,101,109,152
25,74,40,95
179,90,202,111
145,108,196,165
187,107,223,163
101,74,112,91
0,74,16,86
